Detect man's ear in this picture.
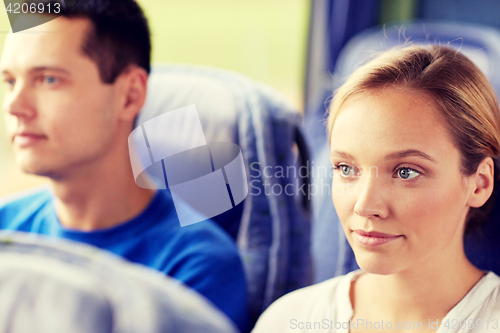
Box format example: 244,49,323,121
115,65,148,122
467,157,495,208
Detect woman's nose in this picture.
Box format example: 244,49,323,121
353,174,389,219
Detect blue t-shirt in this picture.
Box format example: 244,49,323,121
0,187,249,333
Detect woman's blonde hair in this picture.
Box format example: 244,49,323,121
327,45,500,233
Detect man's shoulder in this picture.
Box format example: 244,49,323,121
0,186,53,229
152,215,241,262
129,190,241,265
149,191,238,250
143,195,248,332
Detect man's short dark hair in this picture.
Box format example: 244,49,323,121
29,0,151,84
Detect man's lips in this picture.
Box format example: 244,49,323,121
12,132,47,147
352,229,403,247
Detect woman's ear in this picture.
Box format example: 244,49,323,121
467,157,495,208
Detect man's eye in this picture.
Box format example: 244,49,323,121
3,78,15,88
43,76,58,84
397,167,420,180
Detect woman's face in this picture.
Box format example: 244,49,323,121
330,88,473,275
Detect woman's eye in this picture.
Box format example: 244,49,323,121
337,165,357,177
397,167,420,180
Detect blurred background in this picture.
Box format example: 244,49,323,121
0,0,310,197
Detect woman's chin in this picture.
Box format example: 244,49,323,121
354,252,401,275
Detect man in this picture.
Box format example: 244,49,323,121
0,1,249,331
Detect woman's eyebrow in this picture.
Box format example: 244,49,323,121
385,149,437,163
330,150,356,161
330,149,437,163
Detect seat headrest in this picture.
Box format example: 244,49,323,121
0,232,237,333
138,65,242,145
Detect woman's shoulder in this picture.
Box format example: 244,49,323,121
447,271,500,325
473,271,500,315
252,270,362,332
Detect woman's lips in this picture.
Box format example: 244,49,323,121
13,134,47,147
353,230,403,247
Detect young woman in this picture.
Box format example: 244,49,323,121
253,45,500,332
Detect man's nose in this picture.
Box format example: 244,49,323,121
353,173,389,219
2,80,36,120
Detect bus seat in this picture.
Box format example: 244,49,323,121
135,64,312,323
309,22,500,282
0,232,237,333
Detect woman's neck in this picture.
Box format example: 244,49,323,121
351,250,485,324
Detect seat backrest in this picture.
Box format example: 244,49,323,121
135,64,312,322
309,22,500,282
0,232,237,333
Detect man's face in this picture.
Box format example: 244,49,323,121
1,17,120,179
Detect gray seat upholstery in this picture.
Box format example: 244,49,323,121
0,232,237,333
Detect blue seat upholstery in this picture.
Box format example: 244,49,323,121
0,232,237,333
309,22,500,282
419,0,500,31
136,64,312,323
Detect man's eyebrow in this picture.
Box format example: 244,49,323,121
0,67,72,76
29,67,71,75
385,149,437,163
330,150,356,161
